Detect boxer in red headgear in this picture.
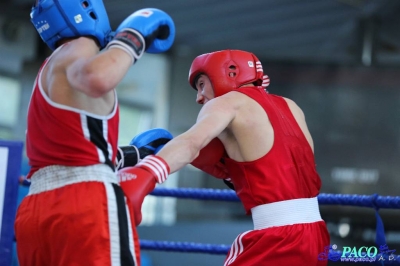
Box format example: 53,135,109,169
119,49,330,265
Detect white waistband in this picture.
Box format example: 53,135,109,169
28,164,118,195
251,197,322,230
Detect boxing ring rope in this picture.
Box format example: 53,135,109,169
149,187,400,208
143,188,400,263
17,181,400,264
18,179,400,208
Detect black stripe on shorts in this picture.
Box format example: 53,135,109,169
112,183,135,266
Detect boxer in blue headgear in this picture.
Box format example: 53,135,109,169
15,2,175,265
31,0,112,50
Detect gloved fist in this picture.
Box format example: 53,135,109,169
116,128,173,170
223,178,235,191
106,8,175,64
118,166,156,226
118,155,170,226
130,128,173,157
191,138,230,179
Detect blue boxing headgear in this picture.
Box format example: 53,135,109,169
31,0,112,50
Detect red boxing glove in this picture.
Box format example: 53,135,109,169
118,155,170,226
191,138,229,179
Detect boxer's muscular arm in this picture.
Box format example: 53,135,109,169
118,96,235,226
64,37,132,98
66,8,175,99
157,95,237,173
190,137,230,179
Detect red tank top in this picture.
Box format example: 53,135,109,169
26,57,119,178
224,87,321,214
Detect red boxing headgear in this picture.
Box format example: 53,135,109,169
188,50,264,97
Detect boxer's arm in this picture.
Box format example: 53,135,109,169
67,8,175,98
42,37,129,100
119,96,236,225
191,138,229,179
191,137,233,189
157,95,237,174
65,37,132,97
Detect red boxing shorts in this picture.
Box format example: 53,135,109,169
14,164,140,266
224,197,330,266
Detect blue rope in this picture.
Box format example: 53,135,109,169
140,240,230,255
151,187,240,202
150,188,400,209
149,187,400,254
20,180,400,209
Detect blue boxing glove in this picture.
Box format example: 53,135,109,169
106,8,175,64
116,128,173,170
130,128,173,156
123,8,175,54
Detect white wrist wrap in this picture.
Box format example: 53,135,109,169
106,28,145,64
